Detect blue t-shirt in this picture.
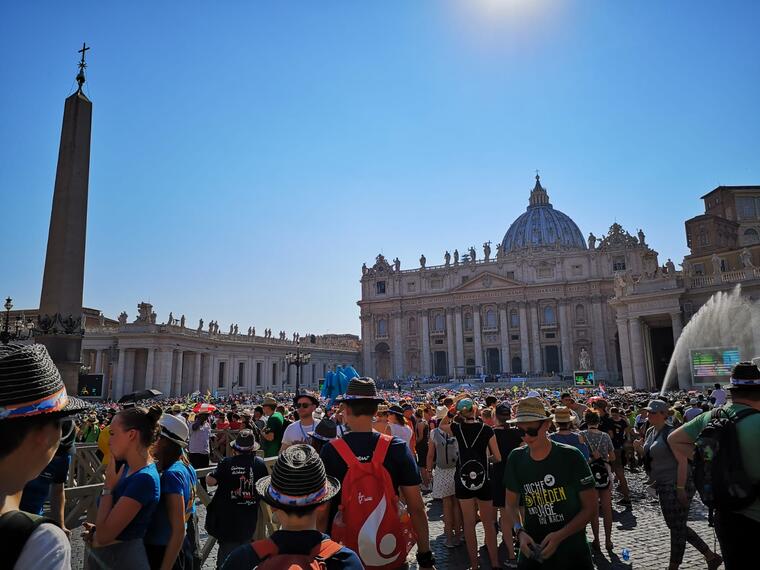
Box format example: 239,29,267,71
145,461,198,546
20,451,72,515
112,463,161,541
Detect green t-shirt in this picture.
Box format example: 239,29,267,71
261,413,284,457
505,441,595,569
682,403,760,523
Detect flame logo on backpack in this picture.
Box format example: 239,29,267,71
358,495,398,567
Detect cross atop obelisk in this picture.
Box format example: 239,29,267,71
76,42,90,92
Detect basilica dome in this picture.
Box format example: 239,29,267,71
501,175,586,253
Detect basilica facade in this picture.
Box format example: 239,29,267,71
358,175,663,385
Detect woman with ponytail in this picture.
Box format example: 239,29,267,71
85,405,163,569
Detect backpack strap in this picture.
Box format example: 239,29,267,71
732,407,760,422
372,433,392,467
331,437,361,469
311,538,343,561
0,511,57,568
251,538,279,560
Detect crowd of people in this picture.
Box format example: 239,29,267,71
1,340,759,569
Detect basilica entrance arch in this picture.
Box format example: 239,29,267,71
375,342,391,380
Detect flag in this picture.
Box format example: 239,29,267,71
599,382,607,397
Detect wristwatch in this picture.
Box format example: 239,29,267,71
102,488,112,496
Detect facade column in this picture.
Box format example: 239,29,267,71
472,305,483,375
628,317,647,389
530,303,542,372
519,302,530,373
124,350,136,395
202,353,213,393
173,351,184,396
499,304,511,374
228,354,235,391
193,352,202,393
420,310,432,377
114,348,126,399
446,309,456,377
616,318,634,387
591,297,608,379
558,301,572,374
454,308,465,377
361,315,373,378
392,312,404,379
670,311,690,389
158,349,173,395
95,350,103,374
144,348,155,390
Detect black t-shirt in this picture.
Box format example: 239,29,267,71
207,454,269,541
608,418,629,449
598,414,615,436
492,427,524,486
221,530,364,570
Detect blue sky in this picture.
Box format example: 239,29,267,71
2,0,759,335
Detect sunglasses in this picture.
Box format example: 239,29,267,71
515,425,542,438
296,402,314,409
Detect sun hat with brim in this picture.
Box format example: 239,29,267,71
495,402,512,420
507,397,548,423
255,444,340,510
552,406,573,424
159,413,189,447
335,377,385,402
644,400,669,413
435,405,448,420
388,404,405,418
262,397,278,407
294,392,319,406
170,403,183,413
308,418,337,442
728,361,760,389
0,343,88,420
230,429,260,452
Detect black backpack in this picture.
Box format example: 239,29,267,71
0,511,58,570
693,407,759,516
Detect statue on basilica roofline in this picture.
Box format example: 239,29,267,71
453,249,459,264
740,248,754,269
229,324,234,335
150,311,157,324
419,254,426,268
98,312,105,326
198,318,204,333
444,251,451,266
234,324,239,335
362,263,367,275
118,311,128,326
587,232,597,250
637,229,646,247
252,326,256,336
394,257,401,272
483,241,491,262
469,246,477,262
167,312,174,326
665,258,676,274
496,243,503,259
180,315,185,328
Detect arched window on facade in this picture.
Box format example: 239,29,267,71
377,318,387,338
511,356,522,374
543,306,556,325
464,313,473,331
485,309,497,329
744,228,759,245
408,317,416,335
434,313,445,332
510,310,519,328
575,304,586,324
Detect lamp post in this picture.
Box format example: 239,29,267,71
1,297,35,345
285,338,312,396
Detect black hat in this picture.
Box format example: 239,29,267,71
255,444,340,510
336,377,384,402
308,418,338,442
388,404,405,419
230,429,260,452
728,361,760,390
0,343,88,420
294,391,319,406
495,402,512,420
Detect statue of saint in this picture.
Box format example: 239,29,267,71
444,250,451,266
665,258,676,273
229,324,234,335
483,241,491,262
362,263,368,275
419,254,426,268
578,348,592,370
150,311,157,324
233,324,239,335
180,314,185,328
198,318,204,332
394,257,401,272
587,232,597,250
496,243,503,258
637,229,646,246
98,312,105,326
740,248,754,268
711,253,723,274
469,246,477,261
118,311,128,325
453,249,459,264
167,312,174,326
252,326,256,336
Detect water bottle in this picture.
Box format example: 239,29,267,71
622,548,631,562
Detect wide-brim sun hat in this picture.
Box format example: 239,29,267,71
644,399,669,413
159,413,189,447
335,377,385,402
388,404,405,418
230,429,260,452
507,397,548,423
434,405,448,420
551,406,573,424
308,418,337,442
0,343,89,420
255,444,340,510
293,391,319,406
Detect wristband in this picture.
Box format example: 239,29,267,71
101,488,112,496
416,550,435,567
676,485,685,490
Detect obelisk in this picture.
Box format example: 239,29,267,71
37,44,93,394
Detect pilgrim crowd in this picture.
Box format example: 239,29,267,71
1,341,759,569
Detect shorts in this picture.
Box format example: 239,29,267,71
611,449,624,469
455,471,493,501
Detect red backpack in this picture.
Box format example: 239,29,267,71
330,434,416,570
250,537,343,569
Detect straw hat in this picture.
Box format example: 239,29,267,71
335,377,385,402
434,405,448,420
507,397,548,423
552,406,573,424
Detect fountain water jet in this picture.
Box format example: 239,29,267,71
661,285,760,395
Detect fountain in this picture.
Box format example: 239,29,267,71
661,285,760,395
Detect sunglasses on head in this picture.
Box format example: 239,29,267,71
515,425,543,438
296,402,313,409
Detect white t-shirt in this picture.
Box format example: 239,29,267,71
15,523,70,570
390,423,413,447
281,418,320,447
712,388,727,406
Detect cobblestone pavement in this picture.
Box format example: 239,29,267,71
71,470,722,569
